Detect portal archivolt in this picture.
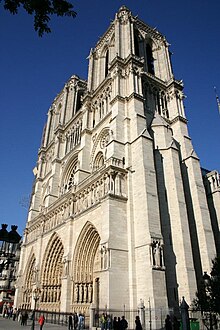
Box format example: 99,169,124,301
72,222,100,308
22,253,36,309
40,233,64,311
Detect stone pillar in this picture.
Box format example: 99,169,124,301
180,297,190,330
90,303,95,329
138,300,145,330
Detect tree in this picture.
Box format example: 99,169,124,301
192,256,220,329
1,0,77,36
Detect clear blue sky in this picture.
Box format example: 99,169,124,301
0,0,219,235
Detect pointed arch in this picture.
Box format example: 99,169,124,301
72,222,100,306
40,233,64,310
22,252,36,309
93,151,104,172
90,127,111,166
60,153,78,194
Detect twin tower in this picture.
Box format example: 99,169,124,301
15,6,220,324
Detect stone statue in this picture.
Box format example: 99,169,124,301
88,283,93,303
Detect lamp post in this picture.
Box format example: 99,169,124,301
0,224,21,306
31,287,41,330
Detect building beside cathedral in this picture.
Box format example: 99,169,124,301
15,6,220,326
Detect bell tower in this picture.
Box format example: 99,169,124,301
16,6,218,325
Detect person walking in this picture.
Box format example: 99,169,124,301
113,316,118,330
38,314,45,330
73,312,78,330
78,313,84,330
165,315,172,330
120,316,128,330
135,316,142,330
68,314,73,330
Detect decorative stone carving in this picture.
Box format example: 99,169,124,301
117,6,131,25
151,240,164,269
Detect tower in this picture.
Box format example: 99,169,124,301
15,6,219,325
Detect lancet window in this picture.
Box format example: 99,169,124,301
146,43,155,75
65,120,82,154
134,29,140,57
105,49,109,78
92,85,111,128
61,159,78,194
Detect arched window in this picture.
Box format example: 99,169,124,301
146,44,155,75
62,159,78,194
75,91,82,113
105,49,109,78
93,152,104,172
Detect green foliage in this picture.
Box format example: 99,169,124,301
193,256,220,314
1,0,77,36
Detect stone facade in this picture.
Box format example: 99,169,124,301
15,5,219,322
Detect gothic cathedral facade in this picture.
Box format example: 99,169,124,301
15,6,220,321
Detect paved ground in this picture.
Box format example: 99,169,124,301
0,317,67,330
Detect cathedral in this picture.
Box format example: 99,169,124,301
15,5,220,326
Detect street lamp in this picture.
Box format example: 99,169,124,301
31,287,41,330
0,224,21,307
0,224,21,259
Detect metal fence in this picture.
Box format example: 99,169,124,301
19,307,220,330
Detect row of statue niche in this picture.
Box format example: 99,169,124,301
152,240,164,268
75,172,124,214
41,286,61,303
23,289,32,304
74,282,93,304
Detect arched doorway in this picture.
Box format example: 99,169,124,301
40,233,64,311
72,222,101,313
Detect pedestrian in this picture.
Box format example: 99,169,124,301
117,317,121,330
120,316,128,330
17,310,22,323
38,314,45,330
12,308,17,321
135,316,142,330
100,313,107,330
165,315,172,330
107,315,111,329
21,312,26,326
78,313,84,330
24,311,28,325
69,314,73,330
113,316,118,330
73,312,78,330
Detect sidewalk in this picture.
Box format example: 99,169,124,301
0,317,67,330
